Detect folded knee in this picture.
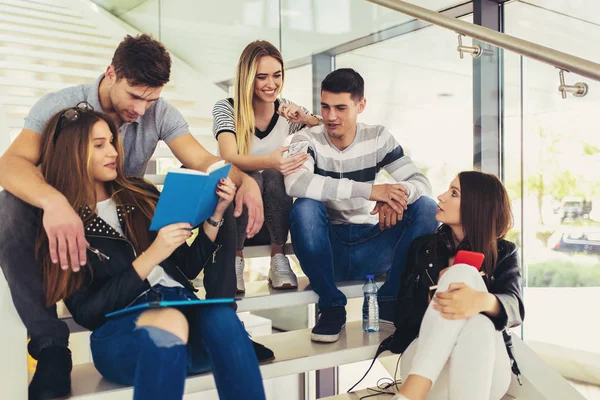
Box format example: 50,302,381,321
290,198,327,224
136,308,189,344
438,263,485,291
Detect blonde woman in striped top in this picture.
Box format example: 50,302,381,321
212,40,322,293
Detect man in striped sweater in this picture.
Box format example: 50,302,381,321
285,68,438,343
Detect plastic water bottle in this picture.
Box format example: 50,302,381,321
362,274,379,332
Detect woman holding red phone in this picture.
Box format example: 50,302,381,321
391,171,524,400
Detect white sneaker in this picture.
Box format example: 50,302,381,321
268,254,298,290
235,256,245,294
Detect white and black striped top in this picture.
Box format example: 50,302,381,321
212,97,310,156
284,123,432,225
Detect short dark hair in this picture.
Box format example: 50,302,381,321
321,68,364,101
111,34,171,87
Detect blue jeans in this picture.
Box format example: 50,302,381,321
90,286,265,400
289,197,438,308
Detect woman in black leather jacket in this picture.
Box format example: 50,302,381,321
392,171,524,400
36,106,266,400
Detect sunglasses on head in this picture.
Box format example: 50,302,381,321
52,102,94,145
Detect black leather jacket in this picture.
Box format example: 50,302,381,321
406,233,525,330
64,202,221,331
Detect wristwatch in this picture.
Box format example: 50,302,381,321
206,217,224,227
311,114,324,125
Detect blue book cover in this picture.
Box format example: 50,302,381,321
149,161,232,230
106,298,237,319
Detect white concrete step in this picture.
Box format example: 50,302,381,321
4,106,210,131
200,276,382,314
0,4,94,27
0,0,82,17
320,391,516,399
0,61,108,80
57,276,382,330
0,23,116,48
0,33,114,56
0,11,108,37
0,46,109,67
0,77,196,103
67,321,393,399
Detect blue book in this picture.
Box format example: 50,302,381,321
106,298,237,319
149,161,232,231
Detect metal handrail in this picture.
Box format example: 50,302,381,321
368,0,600,82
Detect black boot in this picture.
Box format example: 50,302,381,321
29,346,72,400
250,339,275,364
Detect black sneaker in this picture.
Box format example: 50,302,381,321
311,306,346,343
29,346,72,400
251,339,275,364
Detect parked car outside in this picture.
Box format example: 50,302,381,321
554,196,592,221
548,229,600,255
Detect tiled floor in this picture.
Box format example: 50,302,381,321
570,380,600,399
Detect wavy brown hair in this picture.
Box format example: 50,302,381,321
458,171,513,279
37,109,159,306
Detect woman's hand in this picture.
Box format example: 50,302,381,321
268,146,308,175
145,223,194,266
214,178,236,218
432,283,485,320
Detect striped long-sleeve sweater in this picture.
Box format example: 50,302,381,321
284,123,432,225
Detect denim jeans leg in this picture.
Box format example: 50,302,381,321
289,198,347,309
377,196,439,301
188,304,265,400
90,310,188,400
0,190,69,357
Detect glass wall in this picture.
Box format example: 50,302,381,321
335,16,473,197
503,1,600,391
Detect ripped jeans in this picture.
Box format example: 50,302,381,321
90,285,265,400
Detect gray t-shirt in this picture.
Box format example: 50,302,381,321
24,74,190,176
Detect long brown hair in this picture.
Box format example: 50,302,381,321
233,40,284,156
37,109,159,306
458,171,513,278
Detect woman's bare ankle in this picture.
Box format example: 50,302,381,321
270,244,284,257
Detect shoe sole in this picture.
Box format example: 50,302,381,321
311,324,346,343
268,278,297,290
258,355,276,364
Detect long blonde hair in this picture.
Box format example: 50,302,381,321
37,109,159,306
233,40,285,155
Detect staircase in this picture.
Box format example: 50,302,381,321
0,0,223,156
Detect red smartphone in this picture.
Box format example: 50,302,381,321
453,250,485,271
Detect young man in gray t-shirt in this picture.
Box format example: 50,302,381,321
0,34,268,399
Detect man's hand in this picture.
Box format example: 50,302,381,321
370,201,403,230
277,102,311,125
234,175,264,237
41,194,87,272
432,283,484,320
369,184,409,214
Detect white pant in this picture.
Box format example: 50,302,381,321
400,264,511,400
